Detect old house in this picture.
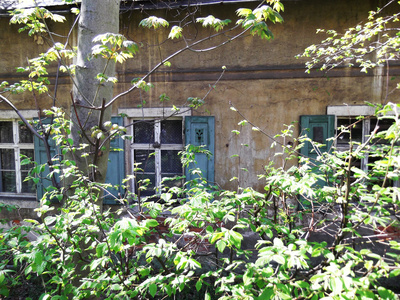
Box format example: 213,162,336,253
0,0,399,218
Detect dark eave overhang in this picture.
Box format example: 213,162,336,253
1,0,300,16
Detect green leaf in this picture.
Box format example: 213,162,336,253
390,268,400,277
169,26,183,39
140,16,169,29
196,15,231,31
229,230,242,248
330,277,343,295
145,219,159,228
210,232,224,244
378,286,396,299
149,283,157,297
0,286,9,297
272,254,285,265
256,288,273,300
216,240,226,253
196,280,202,292
96,242,107,257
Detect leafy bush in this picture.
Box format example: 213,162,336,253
1,103,400,299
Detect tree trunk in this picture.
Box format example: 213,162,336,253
70,0,120,198
69,2,120,296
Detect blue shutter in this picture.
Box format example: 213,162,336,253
185,116,215,183
103,116,125,204
300,115,335,159
299,115,335,208
33,118,59,202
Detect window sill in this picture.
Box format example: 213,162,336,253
0,194,38,208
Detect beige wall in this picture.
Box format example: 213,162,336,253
0,0,399,194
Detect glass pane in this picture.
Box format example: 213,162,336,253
21,171,35,193
134,121,154,144
162,176,184,190
0,171,16,192
135,173,156,196
161,120,182,144
161,150,182,174
0,122,13,143
134,150,155,173
312,126,324,144
0,149,15,170
337,118,363,147
20,149,34,170
370,118,393,145
19,121,33,143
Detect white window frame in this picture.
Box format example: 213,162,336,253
327,105,397,184
0,110,37,196
118,108,192,194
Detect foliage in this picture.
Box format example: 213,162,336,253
0,104,400,299
1,0,400,299
299,0,400,75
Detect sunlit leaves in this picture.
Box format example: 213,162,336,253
300,3,400,74
5,80,48,94
96,73,118,84
236,5,283,39
10,7,65,36
92,33,138,63
168,26,183,39
196,15,231,31
131,78,154,92
70,7,80,15
139,16,169,29
266,0,284,12
187,97,204,109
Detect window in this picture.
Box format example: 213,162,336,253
328,105,394,177
131,118,184,196
119,108,215,199
335,119,395,188
0,119,34,195
300,106,397,191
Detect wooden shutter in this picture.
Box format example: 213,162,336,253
185,116,215,183
299,115,335,208
104,116,125,204
300,115,335,158
33,118,59,201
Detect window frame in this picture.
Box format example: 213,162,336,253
118,108,192,195
327,105,397,183
0,110,37,198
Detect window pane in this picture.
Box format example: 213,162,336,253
337,118,363,147
19,122,33,143
0,171,16,192
162,176,184,190
134,150,155,172
161,150,182,174
161,120,182,144
21,171,35,193
20,149,34,170
370,118,393,145
0,149,15,170
0,122,13,143
134,121,154,143
135,173,156,196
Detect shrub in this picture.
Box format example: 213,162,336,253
1,103,400,299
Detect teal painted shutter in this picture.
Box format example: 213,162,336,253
34,119,58,201
104,116,125,204
300,115,335,159
299,115,335,207
185,116,215,183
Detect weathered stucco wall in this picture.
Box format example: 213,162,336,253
0,0,399,197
